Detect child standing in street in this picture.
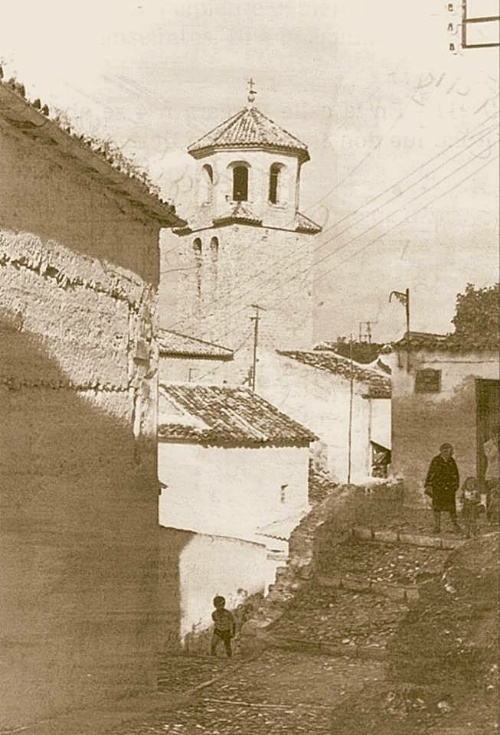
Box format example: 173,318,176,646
459,476,482,539
210,595,236,658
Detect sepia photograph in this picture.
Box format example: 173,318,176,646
0,1,498,733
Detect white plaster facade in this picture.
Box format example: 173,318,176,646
257,350,392,484
159,528,274,650
158,441,310,542
191,148,302,229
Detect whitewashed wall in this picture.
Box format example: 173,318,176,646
158,441,310,540
257,350,391,483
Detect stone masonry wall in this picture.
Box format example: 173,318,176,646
0,226,160,729
160,224,315,383
240,481,405,649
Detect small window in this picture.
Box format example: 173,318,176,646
415,369,441,393
210,236,219,260
193,238,202,297
193,237,202,257
200,164,214,205
233,165,248,201
269,163,282,204
280,484,288,503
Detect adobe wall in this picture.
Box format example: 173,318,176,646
0,117,160,284
0,228,160,728
390,350,499,498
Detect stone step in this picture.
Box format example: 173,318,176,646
352,526,465,550
316,573,420,603
256,630,388,661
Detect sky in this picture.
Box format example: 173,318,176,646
0,0,498,342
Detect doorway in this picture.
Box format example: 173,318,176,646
476,378,499,485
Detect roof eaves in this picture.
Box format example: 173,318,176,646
158,330,234,360
0,81,186,229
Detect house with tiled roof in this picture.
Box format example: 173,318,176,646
256,347,392,484
388,326,499,498
158,384,316,539
0,71,184,726
156,383,317,650
160,85,322,384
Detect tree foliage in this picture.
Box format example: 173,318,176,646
451,283,499,339
317,338,384,364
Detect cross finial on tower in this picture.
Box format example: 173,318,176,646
247,77,257,106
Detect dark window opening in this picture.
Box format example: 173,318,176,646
415,369,441,393
210,236,219,259
193,238,202,298
269,164,281,204
233,166,248,201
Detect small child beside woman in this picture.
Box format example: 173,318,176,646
457,476,484,539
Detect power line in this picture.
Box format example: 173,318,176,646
258,140,499,307
199,143,498,347
165,111,498,333
194,329,253,383
191,135,499,346
272,152,499,306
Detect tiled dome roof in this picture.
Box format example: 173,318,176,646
187,106,310,162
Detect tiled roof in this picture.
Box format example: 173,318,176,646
159,384,317,447
187,106,310,162
0,72,185,228
278,350,392,399
212,201,263,226
392,331,499,353
158,329,234,360
294,211,322,234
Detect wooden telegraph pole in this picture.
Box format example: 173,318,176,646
347,334,354,484
390,288,411,372
250,304,266,391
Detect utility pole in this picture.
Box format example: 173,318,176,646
347,334,354,484
249,304,266,391
389,288,411,372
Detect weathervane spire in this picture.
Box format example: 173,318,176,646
247,77,257,106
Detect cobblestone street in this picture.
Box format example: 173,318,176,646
107,651,386,734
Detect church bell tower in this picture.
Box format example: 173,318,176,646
163,82,322,383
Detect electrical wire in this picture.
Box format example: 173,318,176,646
165,111,498,333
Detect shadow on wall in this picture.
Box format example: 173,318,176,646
158,527,194,652
0,310,162,729
157,527,271,654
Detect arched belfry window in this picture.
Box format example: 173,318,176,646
232,164,249,201
269,163,285,204
200,164,214,205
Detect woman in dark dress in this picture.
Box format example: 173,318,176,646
425,443,461,534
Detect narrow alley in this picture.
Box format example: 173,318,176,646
102,513,497,735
